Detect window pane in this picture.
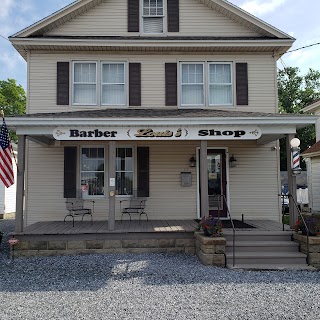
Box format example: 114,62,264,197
181,64,203,84
209,85,232,105
116,172,133,195
74,63,96,83
81,148,105,196
102,64,124,83
101,84,125,105
209,64,231,84
182,84,204,105
143,17,163,33
74,84,96,104
116,148,133,195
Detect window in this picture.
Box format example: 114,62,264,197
81,147,104,196
180,62,233,107
142,0,164,33
101,63,125,105
116,148,133,195
209,63,232,105
73,62,97,105
181,63,204,106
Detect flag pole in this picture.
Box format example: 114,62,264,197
1,109,19,172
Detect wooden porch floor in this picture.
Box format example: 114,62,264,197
16,219,290,236
19,220,199,235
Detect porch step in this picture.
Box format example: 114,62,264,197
224,231,293,242
225,251,307,265
226,241,299,252
224,230,310,270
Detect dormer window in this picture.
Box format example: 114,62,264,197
142,0,165,34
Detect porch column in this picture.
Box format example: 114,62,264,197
200,140,208,218
286,134,298,228
108,141,116,230
15,135,26,233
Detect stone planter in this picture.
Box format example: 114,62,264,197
292,233,320,268
195,232,226,266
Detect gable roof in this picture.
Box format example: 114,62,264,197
302,99,320,114
301,140,320,158
10,0,294,40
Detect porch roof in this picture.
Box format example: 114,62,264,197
6,108,318,146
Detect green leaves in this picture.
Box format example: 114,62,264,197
278,67,319,170
0,79,26,116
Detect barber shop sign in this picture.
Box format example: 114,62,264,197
53,126,261,140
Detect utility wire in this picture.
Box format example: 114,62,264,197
0,34,10,41
285,42,320,54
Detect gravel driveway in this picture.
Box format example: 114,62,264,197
1,220,320,320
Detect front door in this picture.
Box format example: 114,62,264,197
199,149,227,218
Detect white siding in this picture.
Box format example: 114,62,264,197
25,140,280,225
310,157,320,211
0,183,4,215
28,52,276,114
46,0,261,37
4,159,17,214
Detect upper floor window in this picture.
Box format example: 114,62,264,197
72,61,126,106
180,62,233,107
209,63,232,106
181,63,204,106
142,0,164,34
101,63,126,105
73,62,97,105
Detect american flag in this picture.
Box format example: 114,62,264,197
0,119,14,188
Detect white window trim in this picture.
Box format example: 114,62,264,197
180,62,205,107
72,61,98,106
140,0,167,35
208,62,233,107
80,145,106,199
101,62,127,106
179,61,234,108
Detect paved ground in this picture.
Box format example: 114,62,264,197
1,219,320,320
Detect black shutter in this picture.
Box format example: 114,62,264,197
165,63,177,106
128,0,139,32
168,0,179,32
57,62,69,105
64,147,77,198
137,147,149,197
236,63,248,105
129,63,141,106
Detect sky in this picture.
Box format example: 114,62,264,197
0,0,320,90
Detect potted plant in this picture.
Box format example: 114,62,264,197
196,216,223,237
294,214,320,236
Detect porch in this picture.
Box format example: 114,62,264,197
14,219,289,237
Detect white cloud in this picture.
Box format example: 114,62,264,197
0,0,15,18
0,52,24,71
240,0,287,16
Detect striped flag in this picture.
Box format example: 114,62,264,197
0,119,14,188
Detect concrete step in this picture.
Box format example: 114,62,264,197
227,264,317,271
225,251,307,265
224,230,293,242
225,241,299,252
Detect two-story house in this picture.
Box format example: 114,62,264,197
8,0,316,238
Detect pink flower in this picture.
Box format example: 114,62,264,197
8,238,19,246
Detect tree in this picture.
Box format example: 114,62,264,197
0,79,26,141
278,67,320,171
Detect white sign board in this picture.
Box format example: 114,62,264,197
53,126,262,140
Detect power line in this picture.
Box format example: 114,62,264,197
285,42,320,54
0,34,10,42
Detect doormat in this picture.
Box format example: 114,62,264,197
195,219,256,229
